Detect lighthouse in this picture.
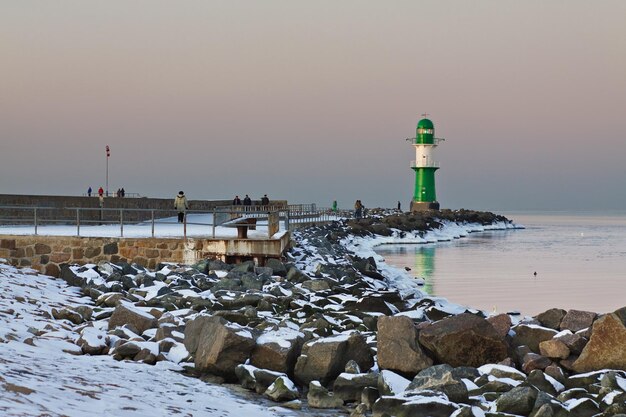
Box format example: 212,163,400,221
409,116,444,212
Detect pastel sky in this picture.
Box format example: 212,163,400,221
2,1,625,211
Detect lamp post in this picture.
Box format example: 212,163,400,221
106,145,110,197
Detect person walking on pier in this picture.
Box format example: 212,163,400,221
174,191,189,223
233,195,242,205
87,187,92,197
98,187,104,197
354,200,363,219
261,194,269,206
243,195,252,206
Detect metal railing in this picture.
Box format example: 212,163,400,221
0,204,337,237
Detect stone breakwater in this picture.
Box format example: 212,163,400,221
16,209,626,416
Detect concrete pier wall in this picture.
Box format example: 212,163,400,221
0,234,290,277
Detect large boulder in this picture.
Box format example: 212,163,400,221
539,339,570,359
535,308,567,330
573,313,626,372
418,313,508,367
294,332,373,386
560,309,597,332
407,364,469,403
372,393,459,417
307,381,343,409
495,386,538,415
264,376,299,402
108,301,158,334
250,325,304,374
333,372,378,403
511,323,558,352
377,315,433,376
183,315,255,381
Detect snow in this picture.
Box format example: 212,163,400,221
543,372,565,393
379,369,411,394
478,364,526,378
257,327,304,349
564,397,599,411
0,262,294,417
617,374,626,392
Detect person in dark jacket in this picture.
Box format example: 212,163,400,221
233,195,242,205
243,195,252,206
261,194,269,206
87,187,92,197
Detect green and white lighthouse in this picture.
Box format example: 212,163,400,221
409,116,444,212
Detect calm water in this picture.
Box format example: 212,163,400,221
375,212,626,316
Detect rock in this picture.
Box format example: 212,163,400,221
108,301,157,333
544,363,567,385
264,376,299,402
307,381,344,409
526,369,564,396
478,364,527,381
250,325,303,374
540,339,570,359
573,314,626,372
566,397,600,416
372,393,459,417
235,364,257,390
301,280,331,292
241,274,264,291
556,332,588,355
116,341,142,358
344,294,400,315
231,260,255,273
361,386,380,410
253,368,287,394
487,313,512,339
418,313,508,367
345,360,361,374
77,326,108,355
183,315,255,381
378,370,411,396
333,372,378,403
495,386,538,415
377,315,433,376
407,364,469,403
51,307,84,325
511,324,558,352
286,267,309,283
59,264,86,287
350,403,368,417
522,352,552,373
265,258,287,277
560,310,597,333
294,332,373,386
535,308,567,330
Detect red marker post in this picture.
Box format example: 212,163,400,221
105,145,110,197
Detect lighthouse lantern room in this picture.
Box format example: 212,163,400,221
410,116,443,212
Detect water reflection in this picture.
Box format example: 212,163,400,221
412,246,436,294
375,215,626,316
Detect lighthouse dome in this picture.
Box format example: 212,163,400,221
417,118,434,130
416,118,435,144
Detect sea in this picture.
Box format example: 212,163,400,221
375,211,626,317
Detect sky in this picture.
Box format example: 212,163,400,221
1,1,625,211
